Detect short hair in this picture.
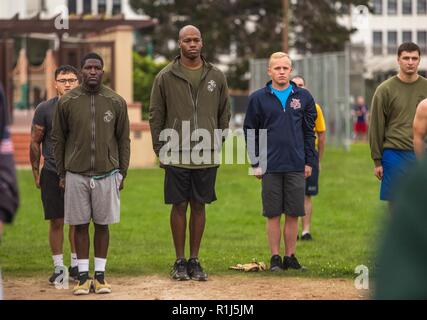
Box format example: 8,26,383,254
292,75,305,83
81,52,104,68
54,65,79,80
269,52,292,67
398,42,421,57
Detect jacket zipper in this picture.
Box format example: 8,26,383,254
188,83,199,135
90,94,96,174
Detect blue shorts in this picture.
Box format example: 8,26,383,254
380,149,416,201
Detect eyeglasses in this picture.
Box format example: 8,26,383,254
56,78,78,84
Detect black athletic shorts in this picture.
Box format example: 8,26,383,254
261,172,305,218
164,166,218,205
305,161,319,196
40,167,64,220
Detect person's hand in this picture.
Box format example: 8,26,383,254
253,167,263,180
34,174,40,189
304,165,312,178
59,177,66,189
159,161,166,169
374,166,383,180
119,179,124,191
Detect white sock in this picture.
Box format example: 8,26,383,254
52,254,64,268
70,253,78,268
302,230,310,236
94,257,107,272
77,259,89,273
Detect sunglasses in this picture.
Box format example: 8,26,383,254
56,78,78,84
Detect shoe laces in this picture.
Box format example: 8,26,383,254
175,259,187,273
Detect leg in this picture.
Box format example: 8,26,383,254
189,200,206,258
267,216,281,256
69,225,76,253
302,195,312,234
170,202,188,259
49,218,64,256
284,215,298,256
74,223,90,259
94,224,109,259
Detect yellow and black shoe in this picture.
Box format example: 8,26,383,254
93,272,112,294
73,272,92,295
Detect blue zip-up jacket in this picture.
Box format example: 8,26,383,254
243,81,317,173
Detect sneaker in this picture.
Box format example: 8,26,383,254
93,272,112,294
171,258,190,281
187,258,208,281
301,233,313,241
69,266,79,281
48,269,64,285
73,272,92,295
269,255,283,272
283,254,306,271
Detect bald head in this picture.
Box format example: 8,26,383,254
179,25,202,40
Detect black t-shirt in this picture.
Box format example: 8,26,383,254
32,96,59,172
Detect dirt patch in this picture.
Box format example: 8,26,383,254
3,275,370,300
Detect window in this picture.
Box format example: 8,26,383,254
98,0,107,14
402,0,413,14
418,0,427,14
387,31,398,54
83,0,92,15
373,31,383,55
68,0,77,14
388,0,398,14
417,31,427,53
373,0,383,14
112,0,122,15
402,30,413,42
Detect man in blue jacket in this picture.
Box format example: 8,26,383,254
244,52,316,271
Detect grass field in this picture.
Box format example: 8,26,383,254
0,142,386,279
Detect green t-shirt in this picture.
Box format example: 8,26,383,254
179,62,203,101
369,75,427,165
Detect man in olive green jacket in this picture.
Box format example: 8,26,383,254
52,53,130,295
149,25,230,281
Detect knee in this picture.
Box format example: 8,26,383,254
75,224,90,233
190,201,205,214
50,219,64,230
94,224,109,232
173,202,188,215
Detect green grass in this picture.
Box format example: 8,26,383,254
0,143,386,278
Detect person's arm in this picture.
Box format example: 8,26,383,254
149,74,167,159
369,87,387,180
218,73,231,133
303,95,317,178
413,99,427,159
116,98,130,189
317,131,326,163
51,100,67,186
243,96,262,179
29,124,45,188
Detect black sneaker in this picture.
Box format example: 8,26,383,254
269,255,283,272
69,266,79,281
283,254,306,271
187,258,208,281
48,269,64,285
171,258,190,281
301,233,313,241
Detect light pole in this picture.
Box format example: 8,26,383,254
282,0,289,53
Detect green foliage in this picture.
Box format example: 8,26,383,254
133,52,168,120
1,143,383,279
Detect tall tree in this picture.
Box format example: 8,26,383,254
130,0,369,89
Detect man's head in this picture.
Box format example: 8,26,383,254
292,75,305,88
81,52,104,88
356,95,365,105
178,25,203,60
397,42,421,76
268,52,293,88
54,65,79,96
